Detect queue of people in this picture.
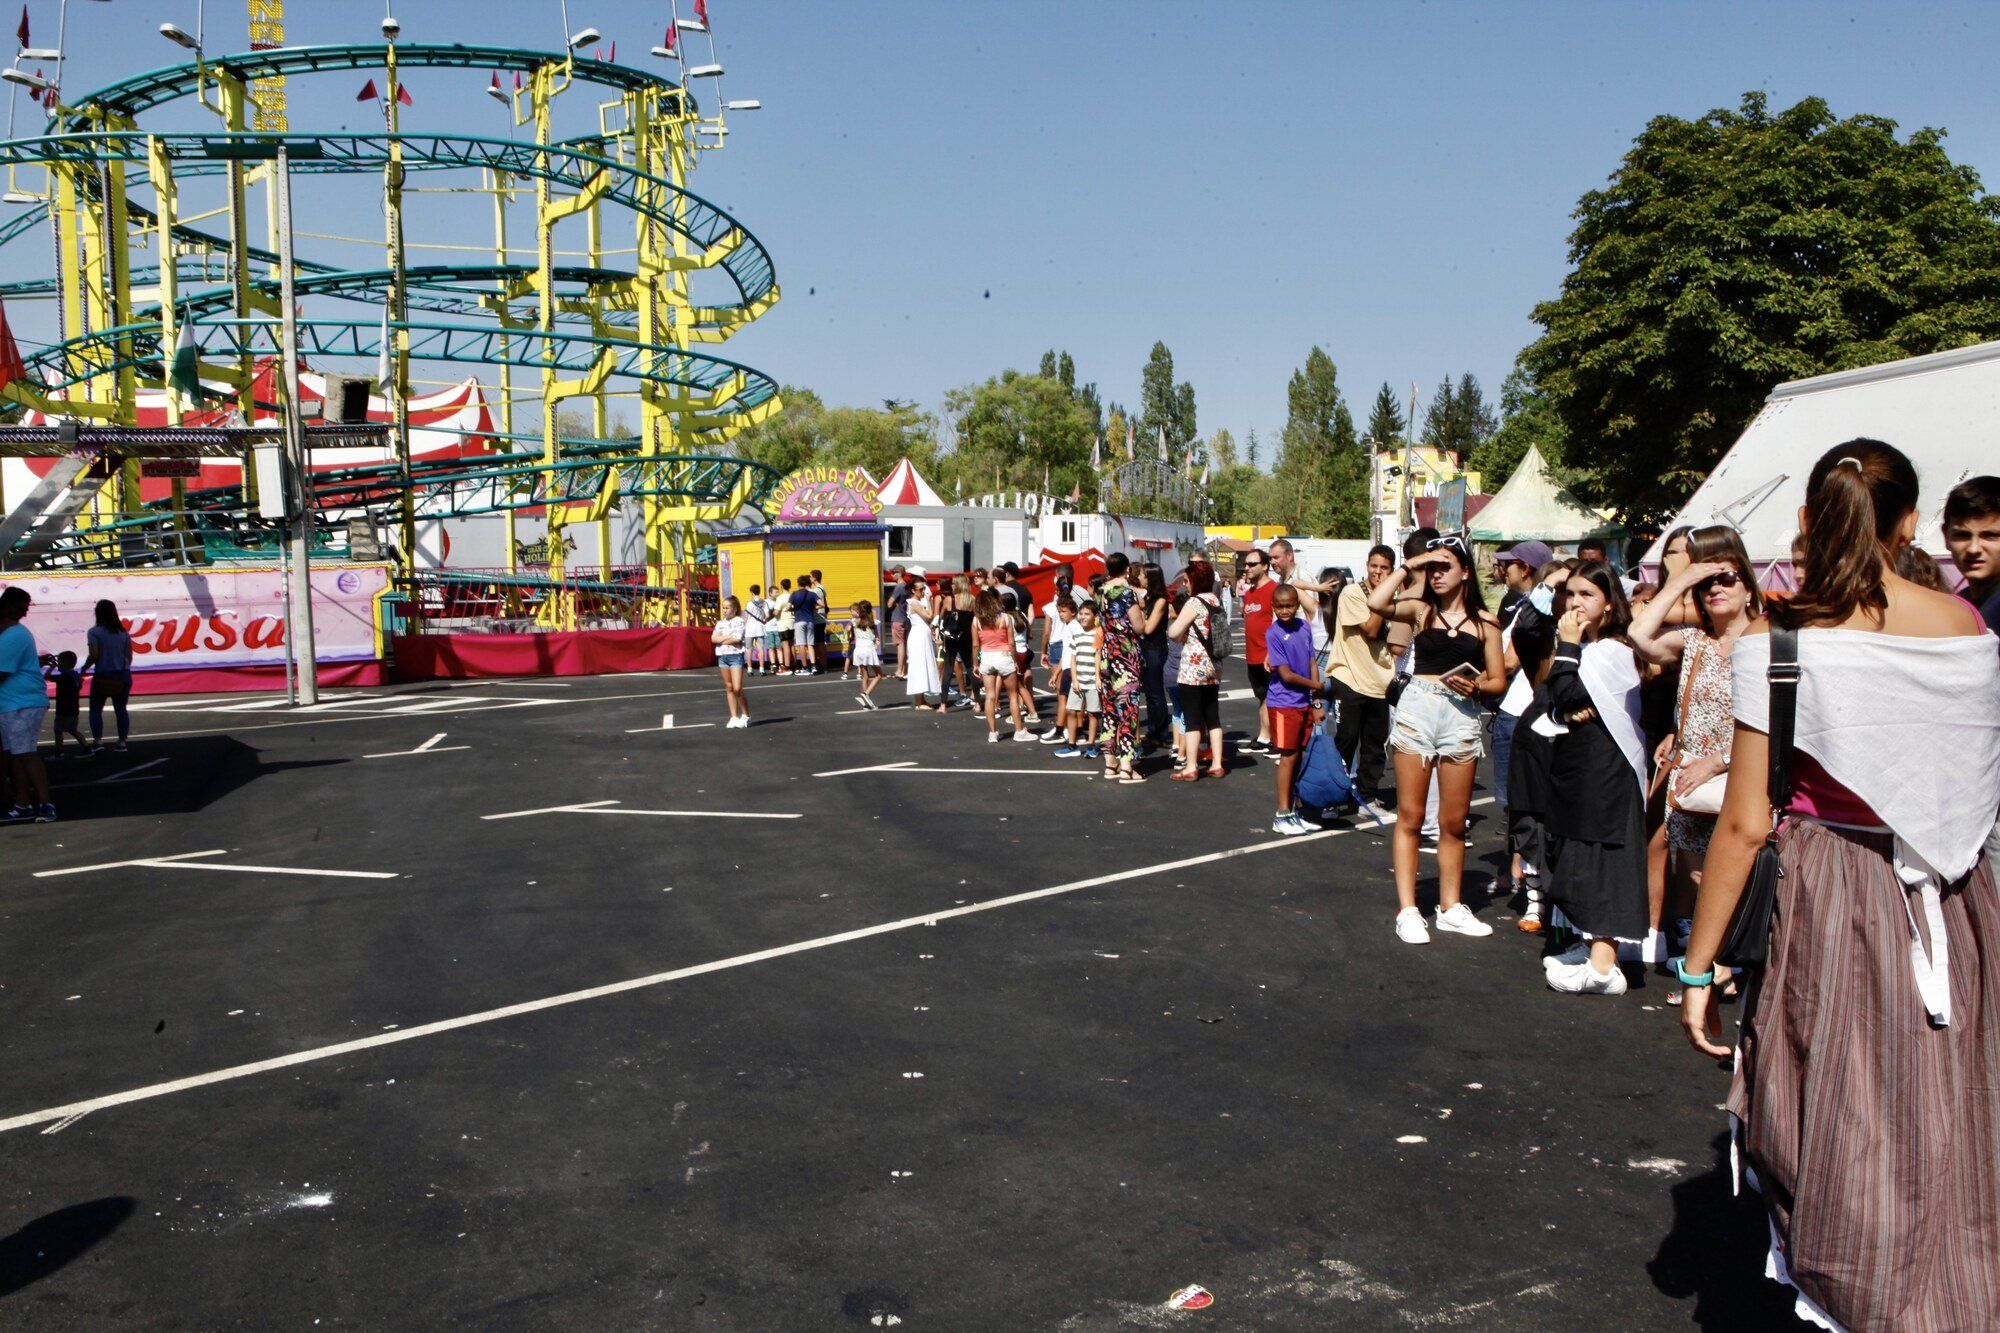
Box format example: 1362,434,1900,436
1,589,137,824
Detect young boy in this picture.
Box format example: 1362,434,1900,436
744,585,771,674
774,578,796,674
1944,475,2000,633
1040,595,1076,744
1264,586,1320,835
1055,600,1102,758
45,650,85,757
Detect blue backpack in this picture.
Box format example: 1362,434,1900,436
1293,713,1357,812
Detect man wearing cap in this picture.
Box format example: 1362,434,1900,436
1489,540,1552,917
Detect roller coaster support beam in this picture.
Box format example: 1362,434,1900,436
275,143,319,704
384,42,417,592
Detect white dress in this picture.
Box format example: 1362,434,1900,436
905,600,942,698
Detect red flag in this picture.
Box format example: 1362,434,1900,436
355,78,378,102
694,0,708,24
0,299,26,396
604,40,615,62
396,84,412,106
513,70,522,90
33,66,46,106
488,71,500,92
15,5,26,48
661,23,676,53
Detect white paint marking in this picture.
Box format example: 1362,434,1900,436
35,849,229,878
1396,1135,1428,1144
811,760,918,778
819,764,1092,778
625,711,715,734
1625,1156,1687,1176
481,799,621,821
569,806,799,821
36,849,394,882
39,1111,88,1134
0,813,1436,1134
364,732,472,759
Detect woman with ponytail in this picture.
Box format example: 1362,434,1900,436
1680,440,2000,1331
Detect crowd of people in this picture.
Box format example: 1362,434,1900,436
0,590,136,823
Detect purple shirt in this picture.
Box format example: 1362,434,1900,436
1264,616,1315,710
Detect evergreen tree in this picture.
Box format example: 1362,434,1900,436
1272,347,1369,537
1057,351,1075,391
1246,427,1261,471
1138,341,1197,460
1420,373,1498,460
1038,349,1058,379
1365,382,1405,450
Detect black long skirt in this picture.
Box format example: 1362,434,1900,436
1542,787,1649,942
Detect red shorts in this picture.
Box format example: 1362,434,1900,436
1268,705,1312,753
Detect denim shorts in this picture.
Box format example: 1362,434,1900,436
717,651,746,669
1389,678,1484,762
0,704,46,755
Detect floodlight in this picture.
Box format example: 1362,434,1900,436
3,191,38,204
567,27,600,50
17,48,62,61
1,66,50,91
724,99,760,111
650,46,676,60
381,15,401,40
674,18,707,32
684,63,723,78
159,22,200,50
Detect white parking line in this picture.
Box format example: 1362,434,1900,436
33,849,399,881
816,762,1091,778
812,760,918,778
481,799,621,821
364,733,470,759
0,809,1434,1135
480,799,795,822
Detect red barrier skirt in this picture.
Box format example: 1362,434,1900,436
390,627,717,681
119,659,388,695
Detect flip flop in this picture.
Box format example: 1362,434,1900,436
1119,772,1146,784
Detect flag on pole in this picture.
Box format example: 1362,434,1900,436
376,305,393,388
604,40,615,62
1090,434,1101,470
514,70,523,91
166,319,200,400
355,79,379,102
1125,419,1134,459
694,0,710,24
0,299,24,396
1069,477,1081,503
15,5,26,48
396,83,413,107
487,71,505,103
1157,425,1167,463
661,24,676,53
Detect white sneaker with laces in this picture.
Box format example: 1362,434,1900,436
1394,908,1430,945
1543,941,1592,971
1434,903,1493,937
1012,730,1036,743
1546,960,1628,995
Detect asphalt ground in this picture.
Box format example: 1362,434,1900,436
0,652,1793,1330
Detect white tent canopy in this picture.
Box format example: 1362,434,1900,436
1467,443,1615,544
877,457,944,507
1645,338,2000,567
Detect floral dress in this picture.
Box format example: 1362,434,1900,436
1096,578,1144,763
1666,626,1734,854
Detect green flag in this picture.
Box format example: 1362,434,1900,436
167,321,200,400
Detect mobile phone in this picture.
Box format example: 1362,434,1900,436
1439,661,1480,684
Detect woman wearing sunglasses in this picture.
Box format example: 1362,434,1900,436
1365,533,1507,944
1629,525,1763,998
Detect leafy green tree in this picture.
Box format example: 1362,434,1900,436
1524,91,2000,522
1138,341,1197,461
1468,364,1565,491
1272,347,1369,537
945,370,1097,498
1206,463,1290,526
1365,382,1405,450
1207,427,1238,470
726,387,942,483
1246,427,1261,471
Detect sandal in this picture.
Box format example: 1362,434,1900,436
1206,767,1226,780
1170,769,1200,782
1118,770,1146,784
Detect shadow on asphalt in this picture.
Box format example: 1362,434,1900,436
35,737,348,823
1647,1131,1805,1330
0,1197,136,1297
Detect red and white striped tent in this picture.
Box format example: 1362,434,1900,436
876,457,943,507
6,358,497,504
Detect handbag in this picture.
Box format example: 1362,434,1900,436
1714,625,1799,970
1665,637,1728,815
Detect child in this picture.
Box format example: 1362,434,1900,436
1056,601,1102,758
1040,595,1076,744
773,579,796,674
973,589,1025,742
711,596,751,728
1264,586,1321,835
45,650,85,757
850,600,884,708
744,585,771,674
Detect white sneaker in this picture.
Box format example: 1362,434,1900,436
1546,960,1628,995
1543,941,1592,971
1434,903,1493,937
1012,730,1035,742
856,694,869,708
1394,908,1430,945
987,732,1000,744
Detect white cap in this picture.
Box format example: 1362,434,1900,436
905,566,926,577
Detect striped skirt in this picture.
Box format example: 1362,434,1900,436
1731,818,2000,1332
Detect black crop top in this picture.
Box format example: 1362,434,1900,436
1412,613,1486,676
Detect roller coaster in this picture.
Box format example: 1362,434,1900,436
0,29,783,628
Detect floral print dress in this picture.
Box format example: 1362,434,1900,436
1096,578,1144,764
1667,626,1735,854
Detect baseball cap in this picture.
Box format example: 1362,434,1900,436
905,566,926,578
1495,540,1553,569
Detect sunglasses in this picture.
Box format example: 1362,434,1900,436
1244,559,1267,569
1425,533,1468,553
1696,570,1742,590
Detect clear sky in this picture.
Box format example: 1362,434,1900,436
19,0,2000,455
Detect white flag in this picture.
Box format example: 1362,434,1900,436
376,305,393,389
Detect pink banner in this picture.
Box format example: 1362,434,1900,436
6,564,390,672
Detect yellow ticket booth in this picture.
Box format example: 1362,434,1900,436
716,468,886,662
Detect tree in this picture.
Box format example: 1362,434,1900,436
1271,347,1369,537
1138,341,1197,461
1524,91,2000,523
1468,364,1566,491
1419,373,1497,460
945,369,1097,498
726,387,943,483
1207,427,1238,470
1246,428,1261,471
1364,382,1405,450
1057,351,1075,391
1206,463,1289,526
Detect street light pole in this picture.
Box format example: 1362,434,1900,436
273,143,319,704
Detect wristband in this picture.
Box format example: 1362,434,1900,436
1674,956,1715,988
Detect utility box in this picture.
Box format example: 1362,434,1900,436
253,443,290,519
321,374,375,425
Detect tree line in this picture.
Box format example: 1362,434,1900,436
730,90,2000,531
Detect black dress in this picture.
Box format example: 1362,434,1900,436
1504,601,1561,874
1540,643,1649,942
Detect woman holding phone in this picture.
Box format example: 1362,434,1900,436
1365,535,1506,945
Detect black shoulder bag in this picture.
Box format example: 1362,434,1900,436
1714,625,1799,970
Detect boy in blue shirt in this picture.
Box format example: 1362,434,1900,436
1264,585,1320,836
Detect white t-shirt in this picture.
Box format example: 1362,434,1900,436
1046,614,1074,655
744,597,769,633
712,616,747,650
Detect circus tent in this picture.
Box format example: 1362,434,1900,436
876,456,943,507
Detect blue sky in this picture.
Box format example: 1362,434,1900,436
18,0,2000,456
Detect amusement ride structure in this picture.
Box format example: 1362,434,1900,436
0,1,782,633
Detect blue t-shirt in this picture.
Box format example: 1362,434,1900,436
0,622,46,711
1264,616,1316,711
789,588,817,623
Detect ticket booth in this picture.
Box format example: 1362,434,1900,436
716,467,886,661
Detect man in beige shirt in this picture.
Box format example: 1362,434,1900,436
1325,544,1398,798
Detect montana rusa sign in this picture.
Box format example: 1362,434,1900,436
7,565,390,671
768,467,883,524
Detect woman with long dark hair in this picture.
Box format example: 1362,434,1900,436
1539,561,1650,995
1138,563,1173,751
1095,552,1149,783
1682,440,2000,1330
1365,535,1506,944
83,599,134,752
1166,560,1227,781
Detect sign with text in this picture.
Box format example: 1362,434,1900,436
9,564,390,670
769,467,882,525
1436,478,1467,535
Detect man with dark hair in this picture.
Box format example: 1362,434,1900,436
1002,561,1030,621
788,574,819,675
1238,547,1277,752
1326,544,1398,800
0,585,54,823
886,565,911,678
1944,476,2000,634
1576,537,1608,565
809,568,830,673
